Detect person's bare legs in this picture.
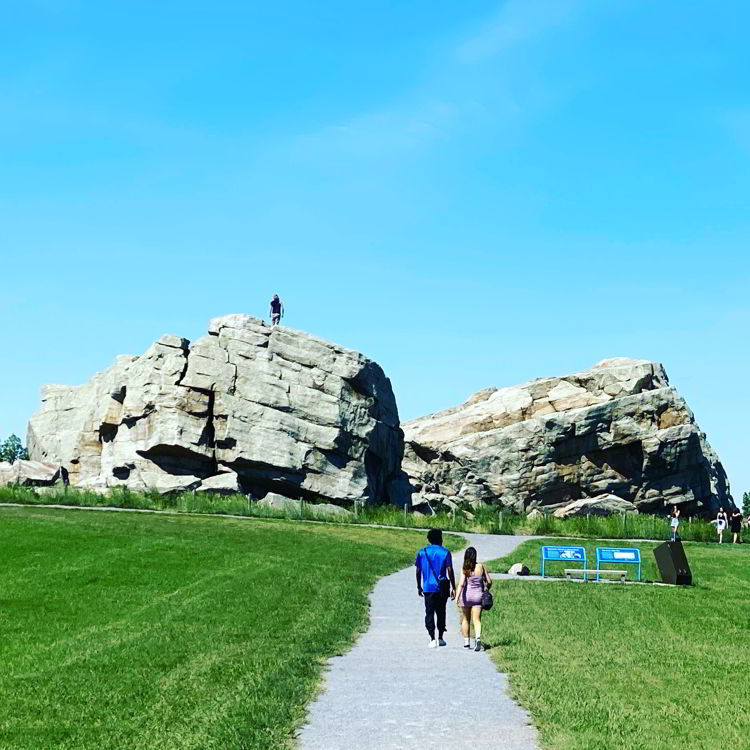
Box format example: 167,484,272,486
459,606,471,647
719,531,723,544
471,606,483,650
734,532,739,544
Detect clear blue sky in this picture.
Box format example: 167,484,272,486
2,1,748,496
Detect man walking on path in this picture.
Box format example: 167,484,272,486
416,529,456,648
269,294,284,326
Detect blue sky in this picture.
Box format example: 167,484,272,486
2,1,748,496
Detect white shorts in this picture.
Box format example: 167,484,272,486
717,521,726,532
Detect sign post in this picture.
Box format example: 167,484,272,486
541,545,588,580
595,547,641,581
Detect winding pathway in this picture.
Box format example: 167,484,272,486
298,533,540,750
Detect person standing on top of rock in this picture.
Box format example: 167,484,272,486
269,294,284,326
416,529,456,649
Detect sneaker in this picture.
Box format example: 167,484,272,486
438,638,446,647
474,641,484,652
428,639,437,649
463,642,471,649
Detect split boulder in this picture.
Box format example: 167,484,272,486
27,315,408,508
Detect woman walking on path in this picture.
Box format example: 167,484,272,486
730,509,743,544
670,506,680,541
716,508,728,543
456,547,492,652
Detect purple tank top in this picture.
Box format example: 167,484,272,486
462,574,484,607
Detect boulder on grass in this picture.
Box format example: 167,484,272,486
257,492,302,514
552,494,638,519
508,562,531,576
307,503,353,519
0,460,61,487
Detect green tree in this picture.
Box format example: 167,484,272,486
743,492,750,517
0,434,28,464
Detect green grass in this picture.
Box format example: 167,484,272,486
0,506,462,750
2,485,740,542
517,511,733,543
481,538,750,750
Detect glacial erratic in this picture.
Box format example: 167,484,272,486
27,315,408,506
403,358,733,517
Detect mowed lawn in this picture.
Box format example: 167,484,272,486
0,507,458,750
483,538,750,750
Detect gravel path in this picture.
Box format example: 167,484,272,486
298,533,540,750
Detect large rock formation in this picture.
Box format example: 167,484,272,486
403,358,732,516
28,315,408,505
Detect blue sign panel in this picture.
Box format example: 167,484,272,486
541,545,587,579
595,547,641,581
543,546,586,561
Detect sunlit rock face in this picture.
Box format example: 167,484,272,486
403,358,733,517
28,315,409,505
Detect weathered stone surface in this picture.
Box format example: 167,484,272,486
150,474,202,496
0,459,61,486
552,494,638,519
308,502,353,519
196,471,242,495
27,315,407,507
403,358,733,517
258,493,302,514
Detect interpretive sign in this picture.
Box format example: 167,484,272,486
596,547,641,581
541,545,587,579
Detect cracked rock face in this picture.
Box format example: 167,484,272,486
28,315,408,505
403,358,733,516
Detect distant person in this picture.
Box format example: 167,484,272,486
455,546,492,652
730,509,743,544
716,508,728,543
269,294,284,326
670,506,680,542
415,529,456,649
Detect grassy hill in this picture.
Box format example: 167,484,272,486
0,507,460,750
483,539,750,750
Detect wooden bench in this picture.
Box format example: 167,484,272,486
565,568,627,583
